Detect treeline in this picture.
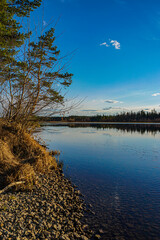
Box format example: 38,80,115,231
37,110,160,122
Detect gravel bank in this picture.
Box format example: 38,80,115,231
0,171,94,240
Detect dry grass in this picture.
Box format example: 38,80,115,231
0,119,57,191
0,141,19,174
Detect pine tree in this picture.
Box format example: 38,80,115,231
0,1,73,123
0,0,42,66
6,28,73,121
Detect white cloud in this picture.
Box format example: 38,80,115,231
105,100,122,104
152,92,160,96
100,42,109,47
103,107,126,111
110,40,120,49
100,39,120,50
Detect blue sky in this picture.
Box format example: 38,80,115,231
32,0,160,115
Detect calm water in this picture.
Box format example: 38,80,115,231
35,123,160,240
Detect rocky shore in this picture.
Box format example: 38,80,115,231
0,170,94,240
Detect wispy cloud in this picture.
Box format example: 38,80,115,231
81,107,125,113
105,100,122,104
152,92,160,96
103,107,127,111
100,42,109,47
92,99,105,103
100,39,121,50
103,107,112,110
81,109,98,112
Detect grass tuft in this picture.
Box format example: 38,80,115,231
0,119,57,191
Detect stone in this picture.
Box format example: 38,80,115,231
95,234,101,239
74,232,81,238
81,235,88,240
0,172,92,239
57,224,62,230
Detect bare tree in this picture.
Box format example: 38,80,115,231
0,25,79,124
0,1,83,125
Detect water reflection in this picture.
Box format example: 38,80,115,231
41,122,160,135
36,124,160,240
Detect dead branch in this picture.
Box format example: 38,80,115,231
0,181,25,194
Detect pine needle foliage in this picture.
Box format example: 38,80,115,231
0,0,42,66
0,1,73,124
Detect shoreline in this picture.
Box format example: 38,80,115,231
40,121,160,125
0,170,94,240
0,120,97,240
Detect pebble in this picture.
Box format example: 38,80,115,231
0,171,93,239
81,236,89,240
95,234,101,239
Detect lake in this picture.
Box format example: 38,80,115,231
35,123,160,240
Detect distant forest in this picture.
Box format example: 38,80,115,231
38,110,160,122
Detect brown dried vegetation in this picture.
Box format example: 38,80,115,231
0,119,57,190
